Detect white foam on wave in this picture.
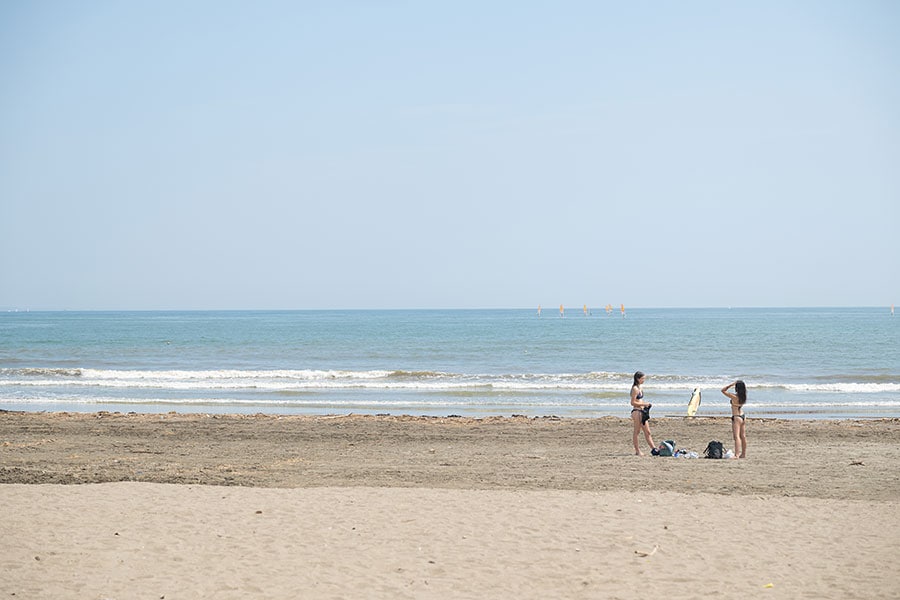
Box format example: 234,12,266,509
0,394,686,410
2,368,898,395
756,400,900,407
5,393,899,414
768,382,900,393
78,368,395,381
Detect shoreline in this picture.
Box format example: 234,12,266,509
4,403,898,421
5,406,900,421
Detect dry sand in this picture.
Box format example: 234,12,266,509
2,411,899,599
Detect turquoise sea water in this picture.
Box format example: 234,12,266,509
1,308,897,419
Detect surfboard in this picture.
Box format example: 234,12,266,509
686,388,701,417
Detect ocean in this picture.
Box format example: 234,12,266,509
1,308,897,419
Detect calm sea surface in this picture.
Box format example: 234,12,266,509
1,308,897,419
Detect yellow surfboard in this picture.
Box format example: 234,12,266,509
687,388,701,417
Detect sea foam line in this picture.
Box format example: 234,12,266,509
2,368,898,393
3,395,900,411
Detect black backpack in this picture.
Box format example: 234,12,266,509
704,441,724,459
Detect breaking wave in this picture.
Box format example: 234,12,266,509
1,368,897,394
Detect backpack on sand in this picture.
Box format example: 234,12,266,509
704,440,724,459
655,440,676,457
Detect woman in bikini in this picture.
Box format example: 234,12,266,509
721,380,747,458
630,371,655,455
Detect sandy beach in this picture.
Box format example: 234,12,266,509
2,411,899,599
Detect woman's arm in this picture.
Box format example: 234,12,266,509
721,382,738,401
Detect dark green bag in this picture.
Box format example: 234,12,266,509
658,440,676,457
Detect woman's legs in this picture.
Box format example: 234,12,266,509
642,422,655,451
732,417,747,458
632,411,644,455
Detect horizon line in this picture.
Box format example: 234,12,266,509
1,305,895,313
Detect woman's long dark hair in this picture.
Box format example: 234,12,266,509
735,380,747,405
633,371,645,387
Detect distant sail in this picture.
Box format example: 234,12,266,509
583,304,588,316
560,304,565,318
620,304,626,318
537,304,542,317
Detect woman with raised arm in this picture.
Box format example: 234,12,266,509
721,380,748,458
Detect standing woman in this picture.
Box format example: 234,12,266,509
630,371,655,455
721,380,747,458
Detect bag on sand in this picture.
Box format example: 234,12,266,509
704,440,724,459
653,440,676,457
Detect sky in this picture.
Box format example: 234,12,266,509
1,1,898,310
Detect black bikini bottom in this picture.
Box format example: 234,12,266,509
632,407,651,424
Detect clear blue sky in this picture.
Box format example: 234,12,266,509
2,1,898,310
